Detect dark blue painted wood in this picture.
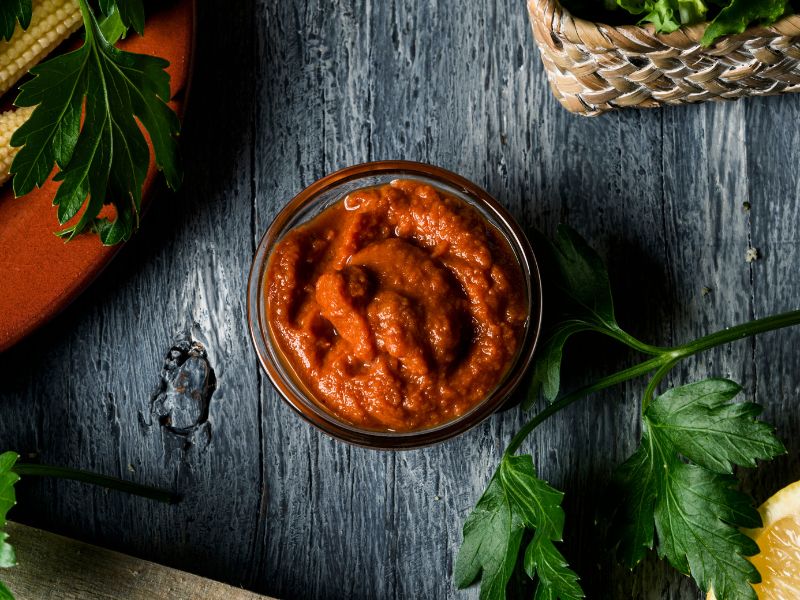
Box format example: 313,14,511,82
1,1,799,598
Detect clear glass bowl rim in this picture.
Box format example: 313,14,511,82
247,160,543,449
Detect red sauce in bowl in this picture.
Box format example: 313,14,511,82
265,179,527,432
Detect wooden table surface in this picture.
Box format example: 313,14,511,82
2,1,799,599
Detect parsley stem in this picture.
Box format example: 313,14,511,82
670,309,800,358
76,0,94,38
600,327,668,356
507,308,800,456
641,359,678,413
13,463,179,504
505,354,666,456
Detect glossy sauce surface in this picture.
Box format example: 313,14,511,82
265,179,527,431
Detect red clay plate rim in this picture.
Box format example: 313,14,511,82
0,0,197,352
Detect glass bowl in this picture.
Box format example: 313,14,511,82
247,161,543,449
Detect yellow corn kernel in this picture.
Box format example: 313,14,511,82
0,105,34,186
0,0,83,97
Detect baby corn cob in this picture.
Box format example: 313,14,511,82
0,0,82,97
0,105,34,185
0,0,82,186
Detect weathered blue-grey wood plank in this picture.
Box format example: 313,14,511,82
1,0,799,599
741,97,800,527
0,0,263,589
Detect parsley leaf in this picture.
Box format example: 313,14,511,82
528,225,622,404
0,0,30,42
98,4,130,42
455,455,583,600
0,451,19,598
99,0,144,36
10,0,181,245
455,473,521,599
646,379,784,473
616,379,785,599
613,444,658,568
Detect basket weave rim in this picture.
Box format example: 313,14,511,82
529,0,800,51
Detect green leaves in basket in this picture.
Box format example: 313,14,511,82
678,0,710,24
615,379,785,599
616,0,686,32
455,454,583,600
563,0,789,46
701,0,790,45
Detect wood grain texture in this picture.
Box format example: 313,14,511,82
0,1,799,599
2,522,271,600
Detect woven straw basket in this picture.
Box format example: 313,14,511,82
527,0,800,115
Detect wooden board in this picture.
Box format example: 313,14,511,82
2,522,270,599
0,0,799,599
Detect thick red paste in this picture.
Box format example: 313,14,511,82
265,179,527,432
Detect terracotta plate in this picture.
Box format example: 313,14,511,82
0,1,195,352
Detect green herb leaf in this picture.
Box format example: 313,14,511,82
10,0,181,245
0,581,13,600
529,225,621,404
456,455,583,600
99,0,144,36
0,452,20,570
455,473,522,599
647,379,785,474
526,532,583,600
616,379,785,599
701,0,789,45
655,463,762,599
529,321,595,404
614,444,658,568
546,226,617,328
98,5,129,43
0,0,30,42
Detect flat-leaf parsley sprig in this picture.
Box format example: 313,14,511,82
8,0,180,244
456,225,799,600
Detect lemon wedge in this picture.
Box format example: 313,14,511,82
708,480,800,599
